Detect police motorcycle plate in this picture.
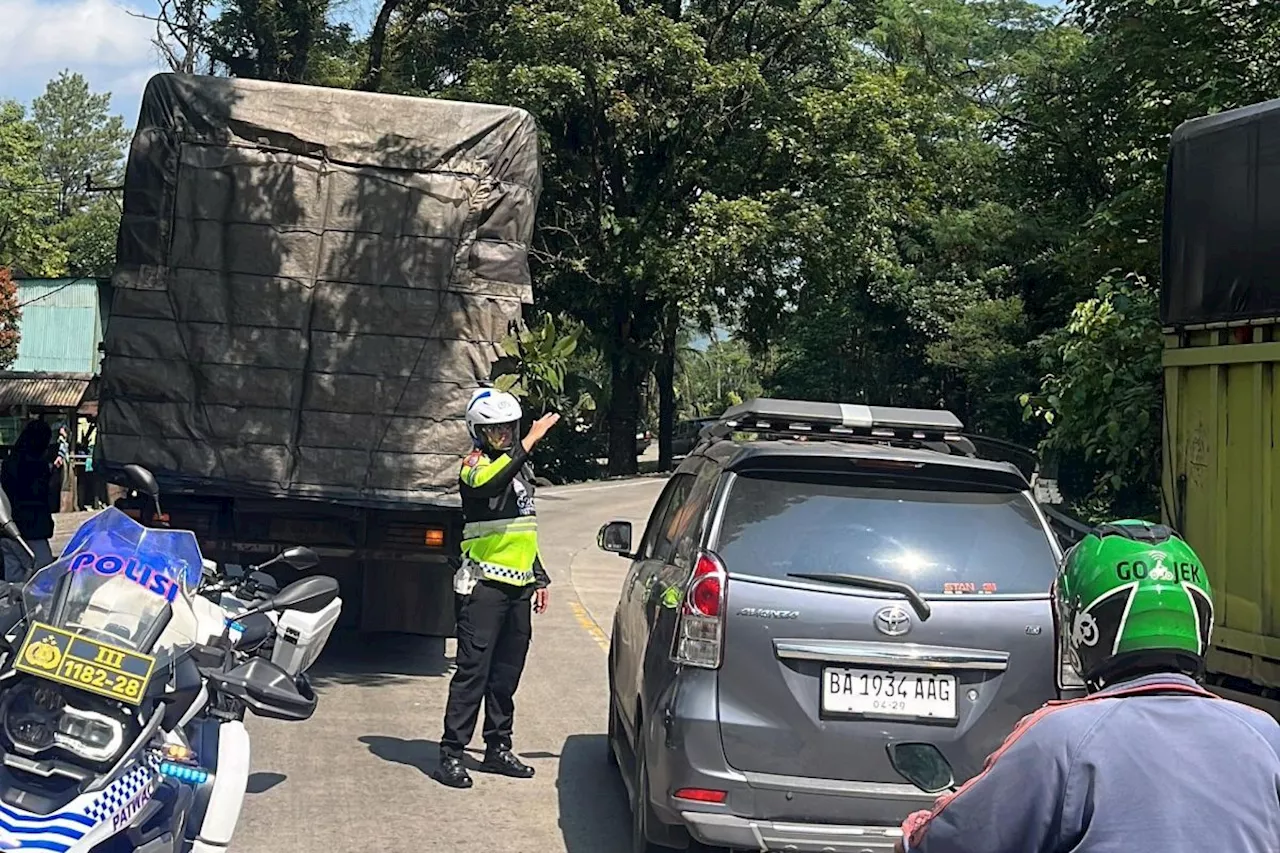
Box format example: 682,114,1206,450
821,667,958,721
14,622,156,706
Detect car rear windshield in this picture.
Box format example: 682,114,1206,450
714,470,1057,595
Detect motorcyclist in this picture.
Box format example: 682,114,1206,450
897,520,1280,853
435,388,558,789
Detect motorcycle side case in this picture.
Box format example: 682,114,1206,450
270,597,342,676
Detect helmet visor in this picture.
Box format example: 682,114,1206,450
478,422,517,452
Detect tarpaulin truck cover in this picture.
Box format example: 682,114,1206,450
1162,96,1280,326
99,73,541,508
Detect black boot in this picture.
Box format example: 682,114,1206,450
481,746,535,778
434,755,473,789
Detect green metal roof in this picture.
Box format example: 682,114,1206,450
10,279,106,375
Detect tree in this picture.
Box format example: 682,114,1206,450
0,102,64,276
378,0,877,474
55,198,122,278
677,335,762,419
0,268,22,370
207,0,333,81
1004,0,1280,514
31,72,129,216
1021,276,1161,518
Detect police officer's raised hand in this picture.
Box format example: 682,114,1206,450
522,413,561,452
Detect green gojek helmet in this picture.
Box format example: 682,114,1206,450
1055,520,1215,690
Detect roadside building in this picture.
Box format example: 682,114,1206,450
0,278,110,511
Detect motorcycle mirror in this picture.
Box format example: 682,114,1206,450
886,742,955,794
0,489,33,560
122,464,160,499
0,489,16,533
123,464,164,519
281,546,319,570
243,575,339,618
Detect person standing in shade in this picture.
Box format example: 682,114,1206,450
0,420,59,582
435,388,559,789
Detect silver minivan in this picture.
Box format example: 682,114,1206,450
598,399,1082,853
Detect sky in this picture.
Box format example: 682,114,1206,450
0,0,376,121
0,0,1062,126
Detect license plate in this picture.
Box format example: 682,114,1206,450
822,667,957,720
14,622,156,706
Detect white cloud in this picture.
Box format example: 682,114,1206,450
0,0,155,65
0,0,161,119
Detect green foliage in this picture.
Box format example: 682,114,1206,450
55,198,121,277
208,0,332,81
1021,275,1162,515
928,295,1036,443
495,314,600,413
677,336,763,419
0,73,127,278
32,0,1280,506
30,72,129,215
495,314,607,482
0,101,64,275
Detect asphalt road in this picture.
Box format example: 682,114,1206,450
213,476,667,853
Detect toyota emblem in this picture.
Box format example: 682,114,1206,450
874,605,912,637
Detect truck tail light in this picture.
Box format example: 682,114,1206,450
424,527,446,548
673,552,726,669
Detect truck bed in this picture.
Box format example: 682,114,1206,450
1162,97,1280,694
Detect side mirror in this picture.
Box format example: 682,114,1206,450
0,489,33,560
254,575,339,616
597,521,633,557
886,742,955,794
122,464,163,520
122,464,160,499
281,546,319,570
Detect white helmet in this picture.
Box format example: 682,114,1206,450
465,388,523,449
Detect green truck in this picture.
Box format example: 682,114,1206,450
1162,98,1280,713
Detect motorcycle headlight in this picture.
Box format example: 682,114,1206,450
2,683,127,763
54,706,125,763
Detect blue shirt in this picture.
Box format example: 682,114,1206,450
907,673,1280,853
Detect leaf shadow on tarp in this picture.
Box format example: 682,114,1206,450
100,75,537,507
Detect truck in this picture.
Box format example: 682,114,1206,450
97,73,542,636
1161,97,1280,712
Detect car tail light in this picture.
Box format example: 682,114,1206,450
424,527,446,547
1052,593,1085,693
673,787,726,804
673,552,726,669
1057,632,1085,693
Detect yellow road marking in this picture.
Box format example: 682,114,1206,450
568,599,610,652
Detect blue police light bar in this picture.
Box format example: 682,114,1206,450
718,398,964,436
160,761,210,785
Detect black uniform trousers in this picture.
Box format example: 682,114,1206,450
441,578,534,759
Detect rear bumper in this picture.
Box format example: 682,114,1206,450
645,672,933,852
682,811,902,853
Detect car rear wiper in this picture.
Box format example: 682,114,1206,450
787,573,932,621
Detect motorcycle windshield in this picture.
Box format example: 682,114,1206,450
22,508,205,662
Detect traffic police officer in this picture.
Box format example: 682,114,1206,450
435,388,559,789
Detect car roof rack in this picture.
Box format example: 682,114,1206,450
699,398,973,453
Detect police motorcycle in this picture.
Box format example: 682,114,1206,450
190,546,341,679
0,465,340,853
